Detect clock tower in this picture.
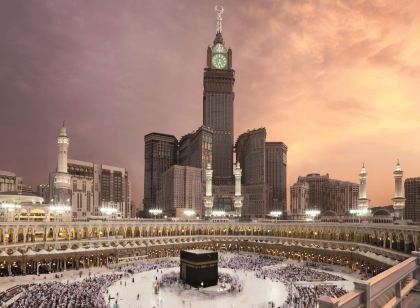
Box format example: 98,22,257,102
203,6,235,185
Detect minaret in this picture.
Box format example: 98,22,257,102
203,163,214,218
52,123,71,206
57,123,69,174
233,162,243,217
393,160,405,219
357,163,369,212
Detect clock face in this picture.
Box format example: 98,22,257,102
212,54,227,69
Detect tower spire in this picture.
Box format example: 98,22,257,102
215,5,224,34
214,5,224,45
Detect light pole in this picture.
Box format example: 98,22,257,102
184,209,195,222
269,210,282,223
305,209,321,221
212,210,226,220
149,209,162,220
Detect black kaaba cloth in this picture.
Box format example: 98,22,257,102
180,249,218,288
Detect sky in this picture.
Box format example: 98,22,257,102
1,0,420,208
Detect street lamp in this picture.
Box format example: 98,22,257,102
149,208,162,220
49,205,71,214
305,209,321,221
349,208,370,216
1,203,22,222
212,210,226,218
100,207,118,215
269,210,282,222
350,208,370,222
100,201,119,220
184,209,195,221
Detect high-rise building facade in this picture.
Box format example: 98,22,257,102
404,177,420,221
203,9,235,185
290,173,358,217
63,159,131,219
66,159,96,218
143,133,178,214
157,165,202,217
301,173,330,209
179,126,213,179
265,142,287,212
235,128,287,217
321,180,359,215
0,170,23,193
36,184,49,203
235,128,269,217
290,181,309,219
236,128,266,186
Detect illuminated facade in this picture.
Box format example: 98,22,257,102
157,165,202,217
64,160,131,219
290,173,358,217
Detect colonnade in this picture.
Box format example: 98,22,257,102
1,222,419,254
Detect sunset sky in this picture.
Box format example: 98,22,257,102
1,0,420,208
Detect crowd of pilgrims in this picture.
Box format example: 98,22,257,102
158,271,242,293
7,274,122,308
5,252,348,308
258,264,346,284
283,285,347,308
219,253,347,308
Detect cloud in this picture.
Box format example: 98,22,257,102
0,0,419,207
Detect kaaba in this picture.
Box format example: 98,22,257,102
180,249,218,288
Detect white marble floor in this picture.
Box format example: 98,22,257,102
106,267,288,308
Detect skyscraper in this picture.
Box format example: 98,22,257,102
143,133,178,214
178,126,213,179
157,165,202,217
290,173,358,217
203,7,235,185
235,128,287,217
290,181,309,219
236,128,266,186
144,7,287,218
404,177,420,221
265,142,287,212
